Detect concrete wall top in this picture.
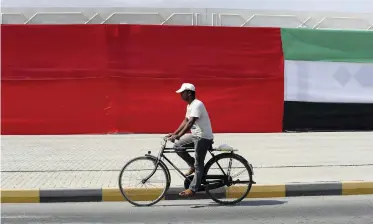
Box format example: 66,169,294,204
2,0,373,13
1,0,373,28
1,7,373,29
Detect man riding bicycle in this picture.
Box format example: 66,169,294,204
167,83,214,197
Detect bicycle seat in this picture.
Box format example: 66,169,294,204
214,143,237,151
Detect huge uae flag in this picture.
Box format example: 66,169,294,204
281,28,373,132
1,25,372,134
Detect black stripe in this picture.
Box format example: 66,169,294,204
283,101,373,132
286,183,342,197
40,189,102,203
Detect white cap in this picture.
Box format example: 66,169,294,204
176,83,195,93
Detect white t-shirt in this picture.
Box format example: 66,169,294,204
185,99,214,140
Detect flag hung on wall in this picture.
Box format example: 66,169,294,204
1,25,373,134
281,28,373,132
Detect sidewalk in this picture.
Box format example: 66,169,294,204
1,132,373,202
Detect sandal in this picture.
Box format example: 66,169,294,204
179,189,195,197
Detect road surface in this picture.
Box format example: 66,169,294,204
2,195,373,223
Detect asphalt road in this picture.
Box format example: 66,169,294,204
2,195,373,224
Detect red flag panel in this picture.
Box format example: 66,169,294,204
1,24,284,134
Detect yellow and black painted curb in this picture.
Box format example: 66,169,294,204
1,181,372,203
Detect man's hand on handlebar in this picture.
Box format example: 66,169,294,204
165,133,180,143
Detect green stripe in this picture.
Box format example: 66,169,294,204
281,28,373,63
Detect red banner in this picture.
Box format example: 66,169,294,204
1,24,284,134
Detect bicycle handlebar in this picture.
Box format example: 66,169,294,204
161,136,169,148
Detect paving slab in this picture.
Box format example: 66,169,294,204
1,132,373,190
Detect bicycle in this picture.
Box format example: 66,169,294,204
118,137,256,206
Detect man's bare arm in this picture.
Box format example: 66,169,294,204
172,118,188,136
176,117,197,138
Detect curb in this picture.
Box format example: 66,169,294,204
1,181,373,203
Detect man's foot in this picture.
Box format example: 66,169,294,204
185,167,195,176
179,189,195,197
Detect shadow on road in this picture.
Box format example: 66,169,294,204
156,199,288,208
234,200,288,207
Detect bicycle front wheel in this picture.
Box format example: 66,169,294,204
118,156,170,206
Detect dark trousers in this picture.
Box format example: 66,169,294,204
174,134,213,192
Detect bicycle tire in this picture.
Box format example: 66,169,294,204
204,153,253,205
118,156,170,206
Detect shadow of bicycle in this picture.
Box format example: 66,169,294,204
156,199,287,208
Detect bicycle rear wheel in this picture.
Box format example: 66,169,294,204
204,153,253,205
118,156,170,206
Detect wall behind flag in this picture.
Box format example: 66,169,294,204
3,0,372,13
1,24,284,135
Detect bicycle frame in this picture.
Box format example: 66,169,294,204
141,138,230,186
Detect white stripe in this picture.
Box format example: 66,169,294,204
285,60,373,103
